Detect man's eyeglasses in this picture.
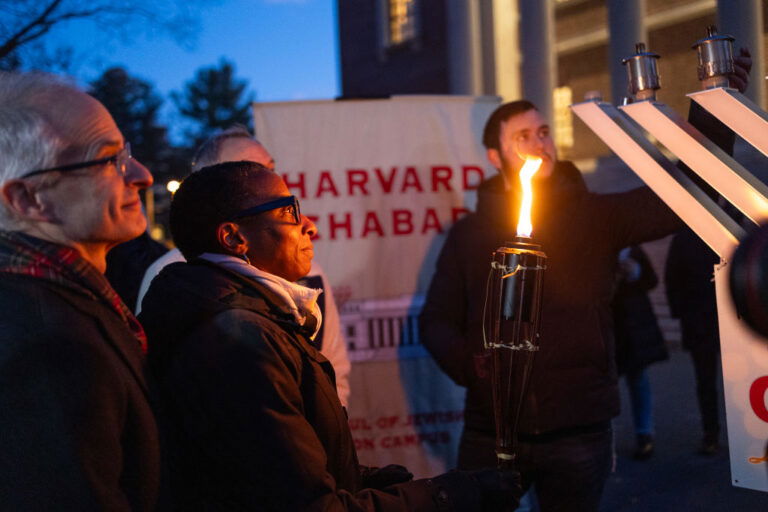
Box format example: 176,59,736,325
21,143,132,179
231,195,301,224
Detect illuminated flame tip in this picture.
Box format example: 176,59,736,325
516,158,543,238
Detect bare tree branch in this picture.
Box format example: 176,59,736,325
0,1,207,64
4,7,108,55
0,0,65,58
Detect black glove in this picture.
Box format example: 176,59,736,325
469,467,522,511
360,464,414,490
429,468,522,512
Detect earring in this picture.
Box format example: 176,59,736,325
240,252,251,265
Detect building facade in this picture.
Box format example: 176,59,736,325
338,0,766,162
337,0,767,345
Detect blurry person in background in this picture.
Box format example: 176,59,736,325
665,228,723,455
0,71,160,510
106,228,169,311
612,246,668,460
663,47,754,457
136,125,351,406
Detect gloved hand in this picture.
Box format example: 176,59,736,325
428,468,522,512
728,47,752,93
469,467,522,512
360,464,414,490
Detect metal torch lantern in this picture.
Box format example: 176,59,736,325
484,237,547,469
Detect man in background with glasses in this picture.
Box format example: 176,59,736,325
0,72,160,509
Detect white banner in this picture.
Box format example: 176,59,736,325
254,96,498,300
716,264,768,491
254,96,499,476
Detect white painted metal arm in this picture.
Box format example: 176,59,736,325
620,100,768,225
688,87,768,158
571,100,744,258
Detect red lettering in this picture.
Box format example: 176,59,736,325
282,172,306,199
329,212,352,240
393,210,414,235
376,416,399,429
375,167,398,193
749,376,768,423
306,214,320,241
362,211,385,238
452,207,470,223
316,171,339,198
348,418,372,431
462,165,485,190
421,208,443,234
347,169,370,196
401,166,424,193
354,437,375,451
379,432,451,449
431,166,453,192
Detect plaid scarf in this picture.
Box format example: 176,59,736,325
0,230,147,353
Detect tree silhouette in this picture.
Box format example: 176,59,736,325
172,58,254,146
90,67,191,181
90,68,167,168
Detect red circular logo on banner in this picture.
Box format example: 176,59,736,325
749,376,768,423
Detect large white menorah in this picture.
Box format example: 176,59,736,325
571,28,768,492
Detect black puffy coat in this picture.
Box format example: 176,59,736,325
612,246,668,374
420,163,681,436
664,227,720,349
139,259,501,511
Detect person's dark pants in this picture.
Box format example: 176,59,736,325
680,315,722,442
458,423,613,512
689,341,721,439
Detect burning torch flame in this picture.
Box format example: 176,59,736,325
516,157,543,238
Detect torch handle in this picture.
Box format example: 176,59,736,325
485,243,547,475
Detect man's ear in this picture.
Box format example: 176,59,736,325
487,147,502,171
216,222,249,256
1,180,52,222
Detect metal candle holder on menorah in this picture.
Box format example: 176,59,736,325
483,230,546,468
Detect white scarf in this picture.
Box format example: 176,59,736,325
199,253,323,339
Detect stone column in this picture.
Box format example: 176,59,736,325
446,0,483,95
518,0,556,122
608,0,646,105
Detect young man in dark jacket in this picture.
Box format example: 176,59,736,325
0,72,160,510
139,161,520,511
419,56,749,510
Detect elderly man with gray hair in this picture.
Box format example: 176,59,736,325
0,72,160,510
138,125,351,406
